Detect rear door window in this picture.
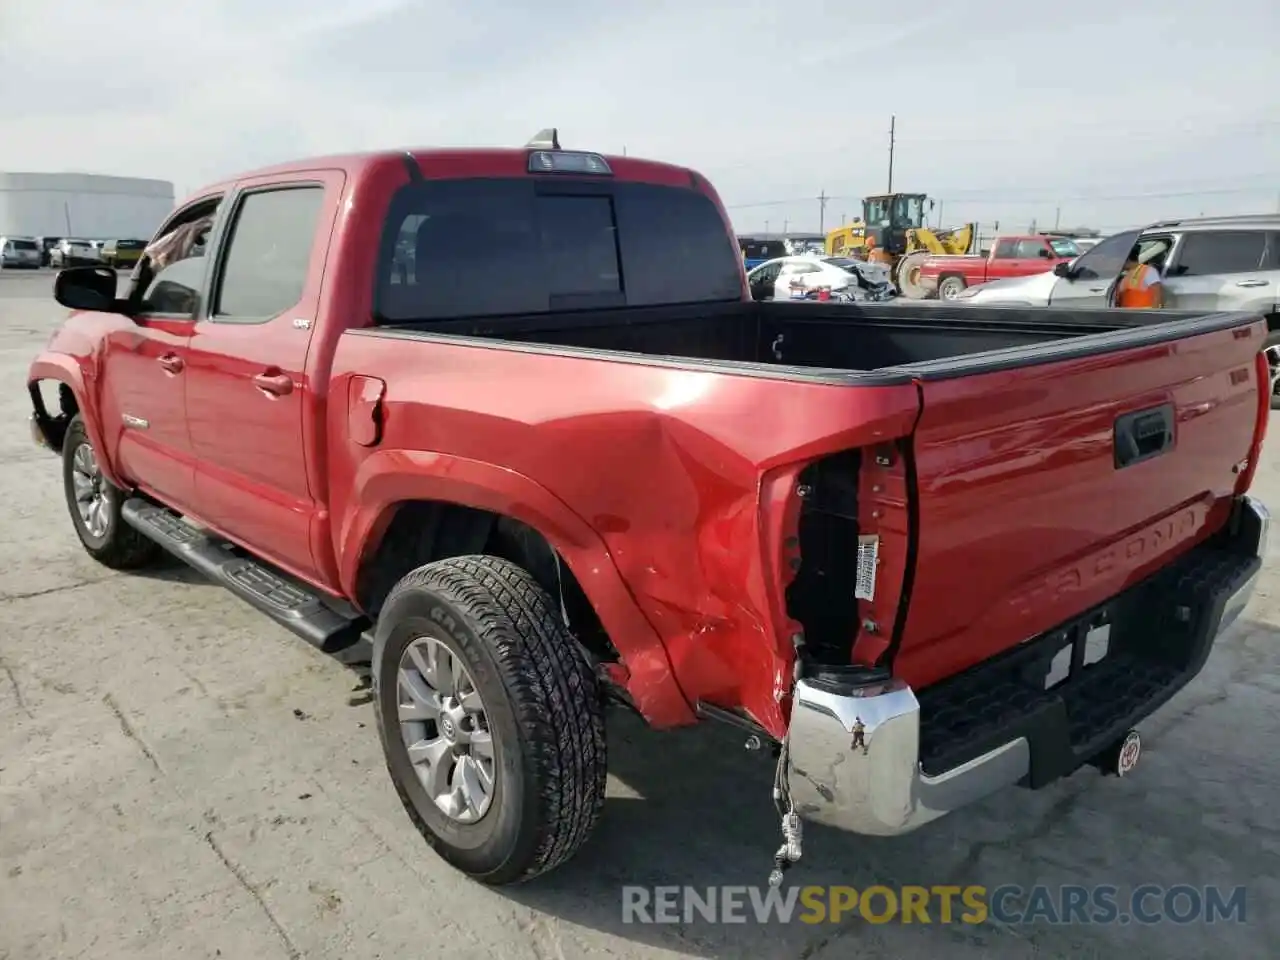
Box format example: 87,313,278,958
1171,230,1267,277
375,178,742,322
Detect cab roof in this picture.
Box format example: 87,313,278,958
189,147,704,203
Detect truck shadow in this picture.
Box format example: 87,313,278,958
501,708,969,958
497,614,1280,959
132,552,209,585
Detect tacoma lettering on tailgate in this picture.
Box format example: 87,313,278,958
1004,504,1205,619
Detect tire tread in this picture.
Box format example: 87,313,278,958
384,555,607,882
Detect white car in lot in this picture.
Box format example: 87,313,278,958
49,238,102,267
746,254,891,300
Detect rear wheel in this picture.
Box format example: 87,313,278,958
61,415,161,569
938,275,967,301
374,555,607,885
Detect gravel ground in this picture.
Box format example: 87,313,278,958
1,267,1277,959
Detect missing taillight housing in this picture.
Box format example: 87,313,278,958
785,449,863,665
783,442,915,671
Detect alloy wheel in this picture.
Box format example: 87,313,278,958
396,635,496,823
70,442,110,539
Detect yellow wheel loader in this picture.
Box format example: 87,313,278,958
856,193,976,298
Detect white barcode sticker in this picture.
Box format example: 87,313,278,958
854,535,880,601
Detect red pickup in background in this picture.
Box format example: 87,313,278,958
920,234,1082,299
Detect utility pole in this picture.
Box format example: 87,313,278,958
841,212,847,226
818,189,829,233
887,115,896,193
764,219,770,235
1054,207,1061,230
936,200,944,229
782,219,789,237
622,146,627,156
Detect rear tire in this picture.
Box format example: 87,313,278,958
938,275,967,301
373,555,607,885
61,415,161,569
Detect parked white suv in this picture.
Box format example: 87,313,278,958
49,238,102,267
953,215,1279,403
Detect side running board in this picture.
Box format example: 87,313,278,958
121,499,368,653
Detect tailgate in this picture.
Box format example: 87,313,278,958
893,316,1265,689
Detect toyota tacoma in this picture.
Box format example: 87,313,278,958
28,131,1270,886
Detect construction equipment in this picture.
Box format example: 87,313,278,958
825,220,867,256
829,193,976,297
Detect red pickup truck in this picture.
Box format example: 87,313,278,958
919,234,1082,300
28,137,1270,886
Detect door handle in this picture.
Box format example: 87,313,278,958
1114,403,1174,468
253,371,294,397
157,354,184,374
1088,286,1106,293
1235,279,1268,288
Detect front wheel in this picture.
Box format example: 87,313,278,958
61,415,160,569
895,252,931,299
373,555,608,885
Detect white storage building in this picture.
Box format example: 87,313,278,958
0,172,175,241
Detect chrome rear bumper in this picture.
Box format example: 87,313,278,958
786,494,1269,837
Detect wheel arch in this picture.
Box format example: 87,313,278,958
340,451,696,727
27,357,119,482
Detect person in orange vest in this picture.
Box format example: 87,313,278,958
1115,245,1164,308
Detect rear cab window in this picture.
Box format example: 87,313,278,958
375,178,743,322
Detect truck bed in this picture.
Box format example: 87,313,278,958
371,300,1245,382
348,299,1264,714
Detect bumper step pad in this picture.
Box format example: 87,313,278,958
916,542,1260,785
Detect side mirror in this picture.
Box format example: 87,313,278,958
750,280,771,301
53,266,119,312
1038,248,1051,258
1053,261,1074,279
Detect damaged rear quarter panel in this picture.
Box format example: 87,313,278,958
330,333,919,738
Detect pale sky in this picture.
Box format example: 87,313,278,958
2,0,1277,237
